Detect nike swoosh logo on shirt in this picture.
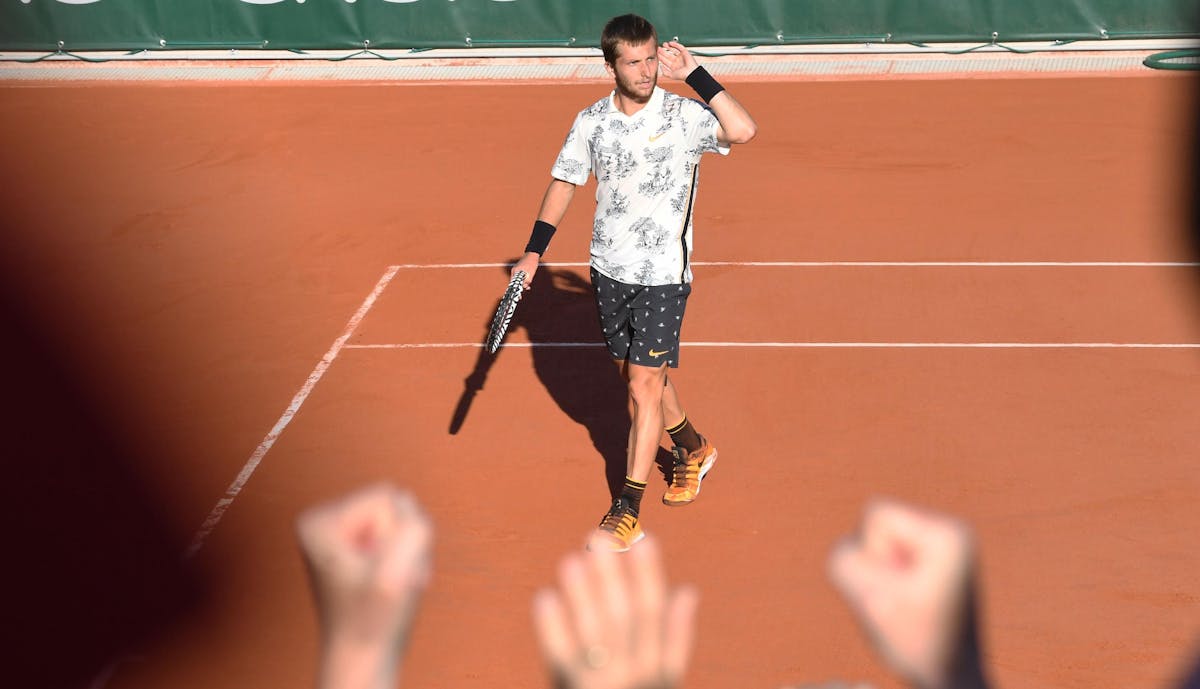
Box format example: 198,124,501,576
649,132,666,142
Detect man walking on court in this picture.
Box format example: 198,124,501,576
510,14,757,551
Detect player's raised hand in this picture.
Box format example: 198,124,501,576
657,41,699,81
297,484,434,689
532,537,699,689
828,500,989,689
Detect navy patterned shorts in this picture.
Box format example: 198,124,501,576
591,268,691,369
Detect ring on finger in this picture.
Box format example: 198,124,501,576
583,645,610,669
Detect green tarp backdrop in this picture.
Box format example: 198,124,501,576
1,0,1196,52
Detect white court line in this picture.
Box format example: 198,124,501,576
344,341,1200,349
188,258,1198,555
363,262,1199,349
348,342,602,349
694,261,1200,267
184,266,401,559
390,261,1200,269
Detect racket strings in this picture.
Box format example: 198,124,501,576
485,271,526,354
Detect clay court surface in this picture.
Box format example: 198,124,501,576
3,71,1199,688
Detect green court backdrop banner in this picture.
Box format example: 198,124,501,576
1,1,1196,52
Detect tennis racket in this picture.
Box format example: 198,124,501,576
485,271,526,354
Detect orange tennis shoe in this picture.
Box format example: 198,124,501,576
586,498,645,552
663,436,717,506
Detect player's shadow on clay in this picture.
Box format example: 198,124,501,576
449,263,673,498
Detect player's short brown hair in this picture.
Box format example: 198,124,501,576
601,14,657,65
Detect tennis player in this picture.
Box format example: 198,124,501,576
510,14,757,551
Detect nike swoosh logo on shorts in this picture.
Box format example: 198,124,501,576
649,349,669,358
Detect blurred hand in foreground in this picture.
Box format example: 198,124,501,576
829,500,989,689
533,537,699,689
297,484,433,689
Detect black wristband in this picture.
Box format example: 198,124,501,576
524,220,557,256
685,66,724,104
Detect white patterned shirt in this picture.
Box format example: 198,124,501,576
550,86,729,286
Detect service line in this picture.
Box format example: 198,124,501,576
344,342,1200,349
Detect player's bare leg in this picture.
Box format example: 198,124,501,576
626,362,669,483
617,359,637,472
619,361,682,479
588,361,666,552
620,369,690,468
661,375,685,430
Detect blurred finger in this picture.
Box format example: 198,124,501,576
388,490,433,575
589,547,630,647
560,553,603,647
828,536,882,608
329,484,404,554
860,499,928,569
297,494,371,575
532,589,577,676
661,584,699,684
295,502,332,555
864,498,958,544
863,499,971,573
378,499,433,592
628,536,667,662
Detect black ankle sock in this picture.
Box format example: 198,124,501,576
621,477,647,516
666,416,702,454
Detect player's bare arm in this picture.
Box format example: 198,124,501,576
512,177,576,289
657,41,757,145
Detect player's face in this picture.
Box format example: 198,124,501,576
607,40,658,102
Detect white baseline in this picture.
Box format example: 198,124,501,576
390,261,1200,269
